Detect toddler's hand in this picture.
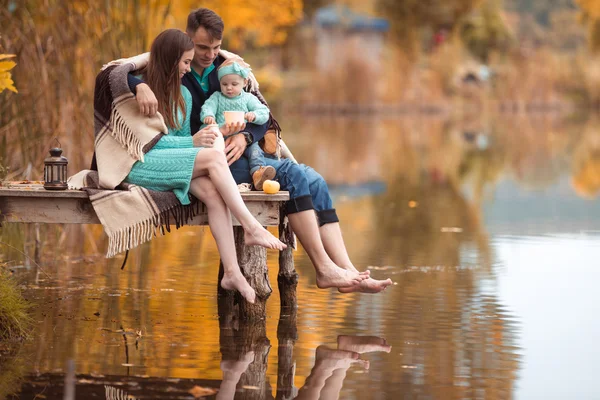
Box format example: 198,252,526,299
245,112,255,122
204,116,216,125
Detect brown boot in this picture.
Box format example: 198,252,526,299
252,166,276,191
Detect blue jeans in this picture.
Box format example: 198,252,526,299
244,142,266,175
229,156,339,226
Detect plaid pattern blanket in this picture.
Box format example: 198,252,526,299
68,58,198,258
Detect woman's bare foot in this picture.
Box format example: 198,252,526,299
244,224,287,250
338,278,393,294
337,335,392,354
221,273,256,304
316,266,370,289
221,351,255,377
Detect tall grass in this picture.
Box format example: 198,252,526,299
0,270,30,341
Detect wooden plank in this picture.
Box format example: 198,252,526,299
0,196,282,226
0,185,289,226
0,185,289,202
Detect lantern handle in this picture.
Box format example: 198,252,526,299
52,137,61,149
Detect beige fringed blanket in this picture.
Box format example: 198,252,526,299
69,58,198,258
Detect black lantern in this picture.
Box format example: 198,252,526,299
43,141,68,190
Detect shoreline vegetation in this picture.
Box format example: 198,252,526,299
0,268,30,341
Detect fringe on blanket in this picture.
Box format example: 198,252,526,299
109,99,146,162
105,202,200,258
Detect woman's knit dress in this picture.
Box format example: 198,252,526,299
125,87,201,205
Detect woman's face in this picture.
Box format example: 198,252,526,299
178,49,194,78
220,74,245,98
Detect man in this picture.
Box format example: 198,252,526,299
133,8,392,292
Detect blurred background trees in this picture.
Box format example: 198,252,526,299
0,0,599,177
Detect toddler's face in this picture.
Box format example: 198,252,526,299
220,74,245,98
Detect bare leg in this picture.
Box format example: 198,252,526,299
288,211,369,288
192,148,286,250
295,346,367,400
189,176,255,304
319,223,393,293
216,351,255,400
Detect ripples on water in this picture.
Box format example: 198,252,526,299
2,117,600,399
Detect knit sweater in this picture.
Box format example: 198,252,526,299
125,86,200,205
200,91,270,128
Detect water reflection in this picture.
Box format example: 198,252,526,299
9,114,600,397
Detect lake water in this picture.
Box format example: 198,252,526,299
2,115,600,399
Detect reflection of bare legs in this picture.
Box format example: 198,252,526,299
288,211,369,289
189,176,255,304
319,223,393,293
216,351,255,400
295,346,366,400
296,335,390,400
337,335,392,354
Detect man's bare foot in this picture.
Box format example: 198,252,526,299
338,278,393,294
244,225,287,250
316,266,370,289
221,273,256,304
337,335,392,354
315,346,369,371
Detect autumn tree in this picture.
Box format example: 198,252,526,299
576,0,600,52
377,0,485,56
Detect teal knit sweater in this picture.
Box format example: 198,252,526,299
125,86,200,205
200,91,270,128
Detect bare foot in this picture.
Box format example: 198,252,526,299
221,351,255,376
337,335,392,354
316,266,370,289
338,278,393,294
244,225,287,250
221,273,256,304
315,346,369,371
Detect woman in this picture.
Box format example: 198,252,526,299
123,29,289,304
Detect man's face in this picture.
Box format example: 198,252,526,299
188,27,222,70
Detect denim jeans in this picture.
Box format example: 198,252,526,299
244,142,266,175
229,156,339,226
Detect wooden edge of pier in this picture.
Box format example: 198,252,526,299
0,182,299,319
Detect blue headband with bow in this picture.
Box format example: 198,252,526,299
217,62,250,81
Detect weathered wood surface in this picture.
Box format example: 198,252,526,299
0,184,289,226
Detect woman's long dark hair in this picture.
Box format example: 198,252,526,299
145,29,194,129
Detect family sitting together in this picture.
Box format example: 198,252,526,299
90,8,392,302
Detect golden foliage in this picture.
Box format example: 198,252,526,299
198,0,303,49
578,0,600,19
0,54,17,93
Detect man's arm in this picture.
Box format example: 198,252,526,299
241,119,269,144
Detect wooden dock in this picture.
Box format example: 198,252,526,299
0,182,299,319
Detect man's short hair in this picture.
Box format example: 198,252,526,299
187,8,224,40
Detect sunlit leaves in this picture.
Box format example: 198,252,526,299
0,54,17,93
576,0,600,51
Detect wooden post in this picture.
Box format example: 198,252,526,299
219,306,272,400
278,211,298,310
276,307,298,400
217,226,272,321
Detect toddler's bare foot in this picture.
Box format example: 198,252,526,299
316,266,370,289
337,335,392,354
221,273,256,304
244,225,287,250
338,278,393,294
